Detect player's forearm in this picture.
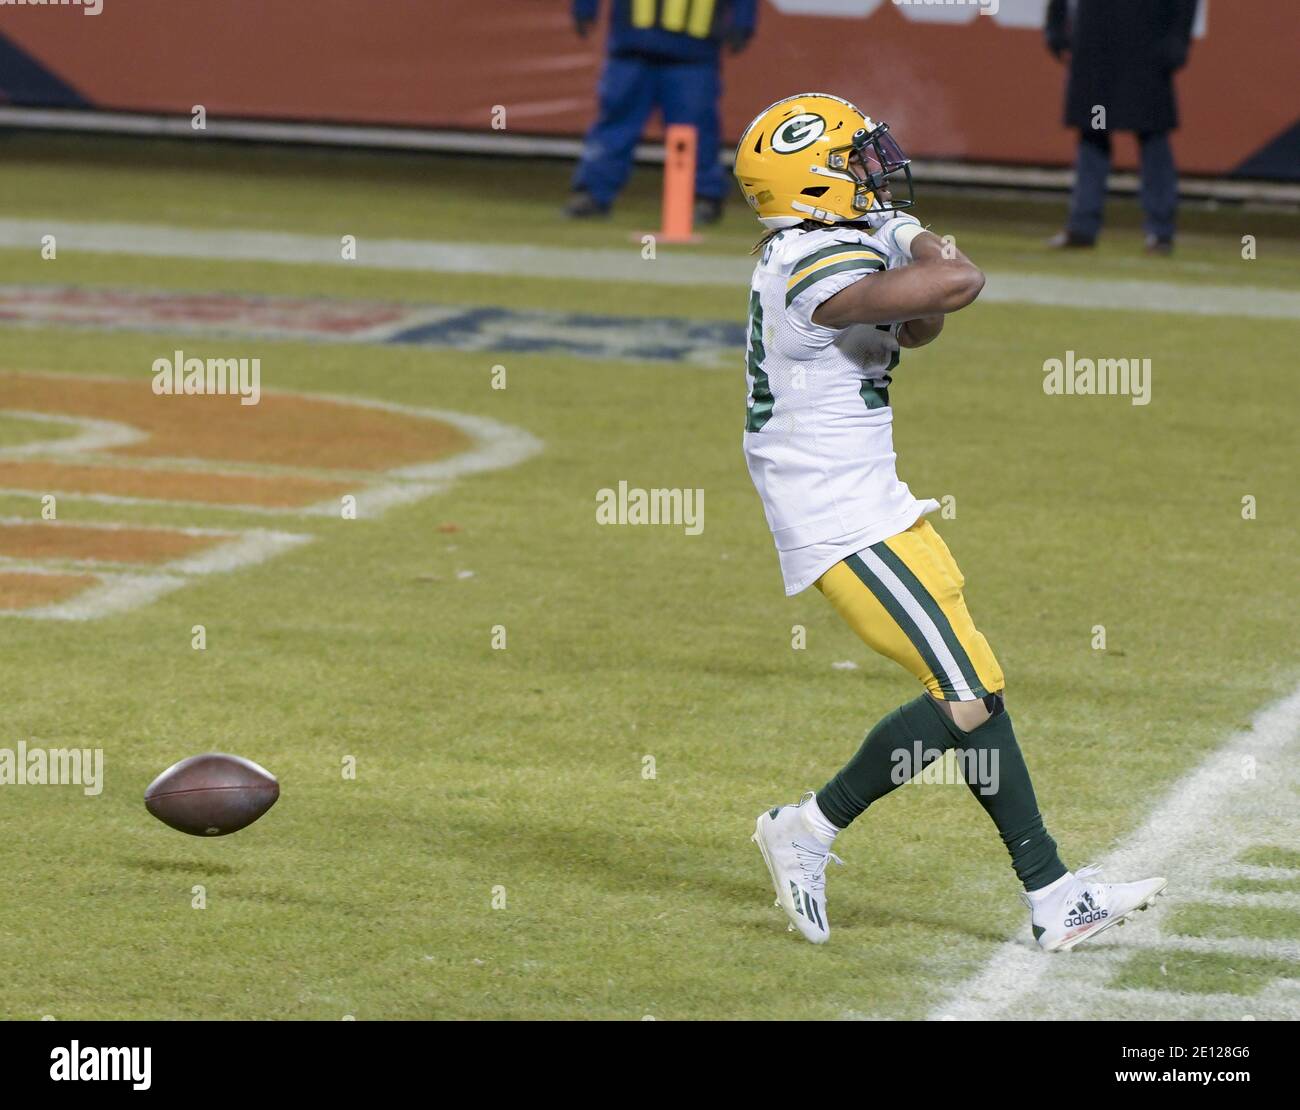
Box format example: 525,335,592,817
908,230,985,311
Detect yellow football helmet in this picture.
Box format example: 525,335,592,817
734,93,914,229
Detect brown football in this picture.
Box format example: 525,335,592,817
144,753,280,836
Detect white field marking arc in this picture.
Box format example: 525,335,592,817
0,516,313,574
0,484,441,519
929,681,1300,1021
0,371,543,519
0,218,1297,320
0,563,187,621
0,528,313,620
0,410,145,456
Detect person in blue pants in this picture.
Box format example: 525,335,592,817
568,0,757,224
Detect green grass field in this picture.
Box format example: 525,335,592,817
0,134,1296,1020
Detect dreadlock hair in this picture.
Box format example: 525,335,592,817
751,219,842,254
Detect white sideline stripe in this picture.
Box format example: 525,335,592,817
858,548,973,700
1,218,1298,320
929,683,1300,1021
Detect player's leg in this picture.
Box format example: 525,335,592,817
755,518,1005,943
760,519,1165,948
810,519,1060,888
568,55,658,215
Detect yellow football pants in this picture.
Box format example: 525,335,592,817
815,519,1004,702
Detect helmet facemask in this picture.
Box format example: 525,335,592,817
828,122,915,219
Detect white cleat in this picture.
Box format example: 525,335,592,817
1025,866,1167,952
752,793,843,944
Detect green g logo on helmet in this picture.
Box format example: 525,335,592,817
770,113,827,154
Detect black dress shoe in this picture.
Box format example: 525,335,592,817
563,191,611,219
1045,230,1097,249
1144,235,1174,256
693,196,724,225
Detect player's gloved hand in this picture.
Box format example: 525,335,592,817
871,212,926,260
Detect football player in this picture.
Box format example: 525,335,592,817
737,94,1166,951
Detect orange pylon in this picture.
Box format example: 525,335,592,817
658,124,697,244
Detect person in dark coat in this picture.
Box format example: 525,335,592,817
1045,0,1198,254
567,0,757,225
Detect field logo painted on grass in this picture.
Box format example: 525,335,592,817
0,370,540,618
0,287,747,368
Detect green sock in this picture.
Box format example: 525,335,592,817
815,695,1068,892
946,706,1068,891
815,695,955,827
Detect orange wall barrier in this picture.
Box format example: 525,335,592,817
1,1,1294,175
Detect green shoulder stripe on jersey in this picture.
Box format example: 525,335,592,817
791,241,886,273
786,257,885,308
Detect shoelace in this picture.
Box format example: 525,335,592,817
1073,863,1111,907
793,842,844,894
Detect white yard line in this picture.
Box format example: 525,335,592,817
930,683,1300,1021
1,218,1298,320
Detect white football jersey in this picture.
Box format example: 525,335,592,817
742,224,938,595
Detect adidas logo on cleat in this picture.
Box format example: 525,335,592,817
1063,892,1106,928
